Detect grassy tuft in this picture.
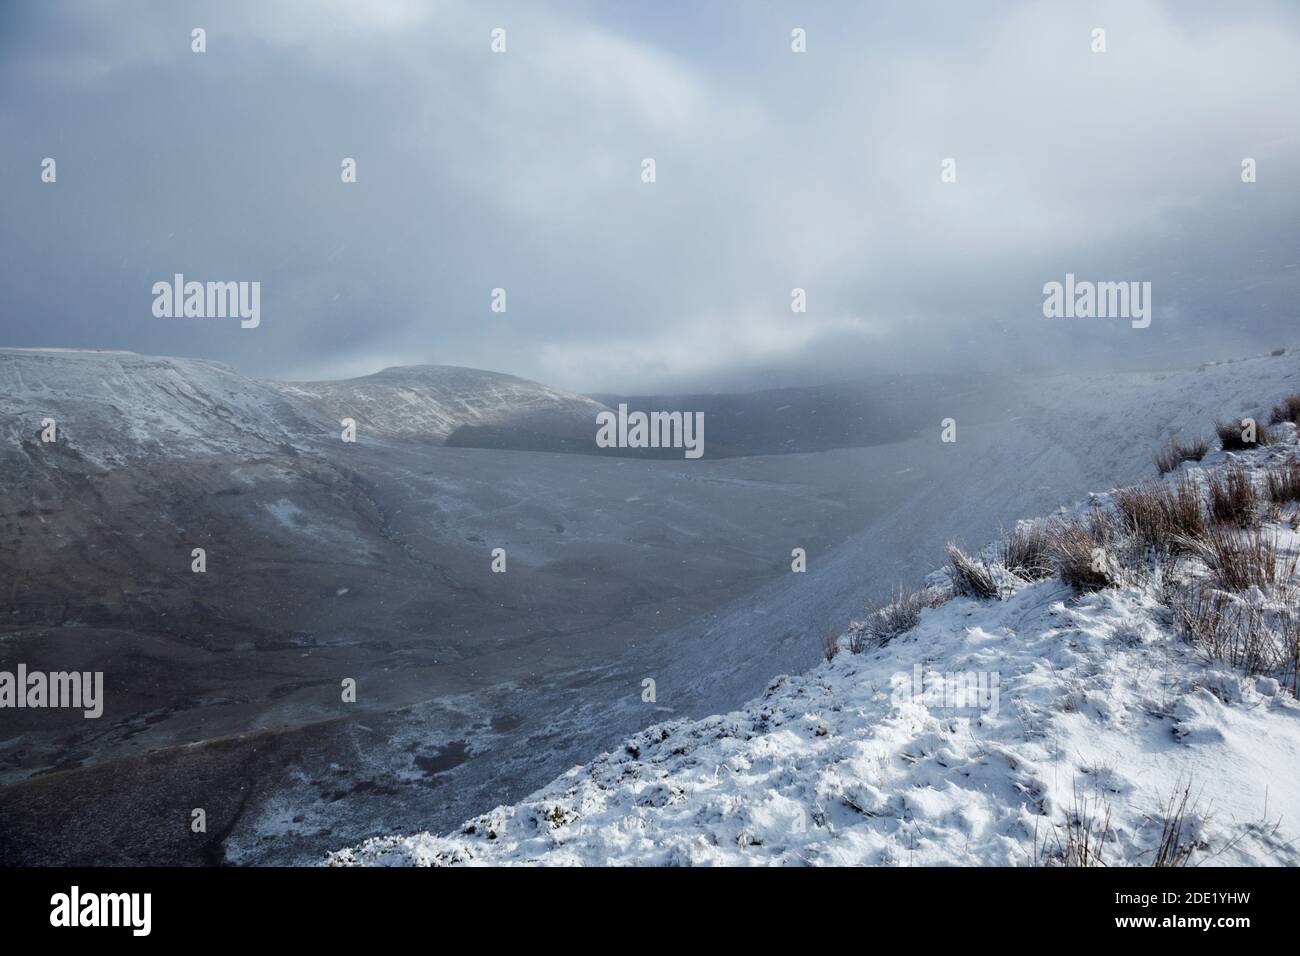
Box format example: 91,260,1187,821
1114,477,1207,554
863,584,948,647
947,544,1001,599
1215,418,1273,451
1266,458,1300,504
1151,781,1199,867
1207,464,1260,526
1187,524,1295,591
1154,435,1209,475
1268,393,1300,426
1046,512,1126,592
1001,523,1055,580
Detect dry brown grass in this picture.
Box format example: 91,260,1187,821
1114,485,1166,548
1154,435,1209,475
1001,523,1055,580
1151,781,1199,867
1166,474,1210,544
1191,525,1295,591
862,584,948,647
1174,583,1300,695
947,544,1000,599
1266,458,1300,504
1174,589,1268,673
1038,783,1113,867
1269,393,1300,426
1207,464,1260,526
1046,512,1126,592
1114,476,1208,554
1215,418,1274,450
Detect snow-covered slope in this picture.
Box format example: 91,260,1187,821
275,365,609,444
331,429,1300,867
0,348,322,465
0,351,612,465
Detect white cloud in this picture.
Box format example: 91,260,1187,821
4,0,1299,388
538,313,879,388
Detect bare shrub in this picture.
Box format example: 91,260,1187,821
1215,418,1273,450
863,584,948,646
1001,523,1054,580
1207,464,1259,526
947,544,1000,599
1154,435,1209,475
1046,512,1126,592
1266,458,1300,504
821,631,841,662
1269,393,1300,426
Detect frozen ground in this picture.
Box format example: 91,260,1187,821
333,432,1300,866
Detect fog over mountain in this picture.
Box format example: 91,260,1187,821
2,0,1299,393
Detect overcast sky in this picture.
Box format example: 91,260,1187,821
2,0,1298,392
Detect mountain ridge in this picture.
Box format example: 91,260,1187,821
0,348,612,460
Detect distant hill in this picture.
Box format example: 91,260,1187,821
277,365,610,451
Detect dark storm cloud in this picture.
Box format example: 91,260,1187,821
1,0,1298,391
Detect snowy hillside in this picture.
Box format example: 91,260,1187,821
276,365,609,444
0,348,323,465
0,351,612,466
331,413,1300,866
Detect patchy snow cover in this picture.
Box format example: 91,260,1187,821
331,436,1300,866
275,364,609,443
0,351,609,465
0,348,322,465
